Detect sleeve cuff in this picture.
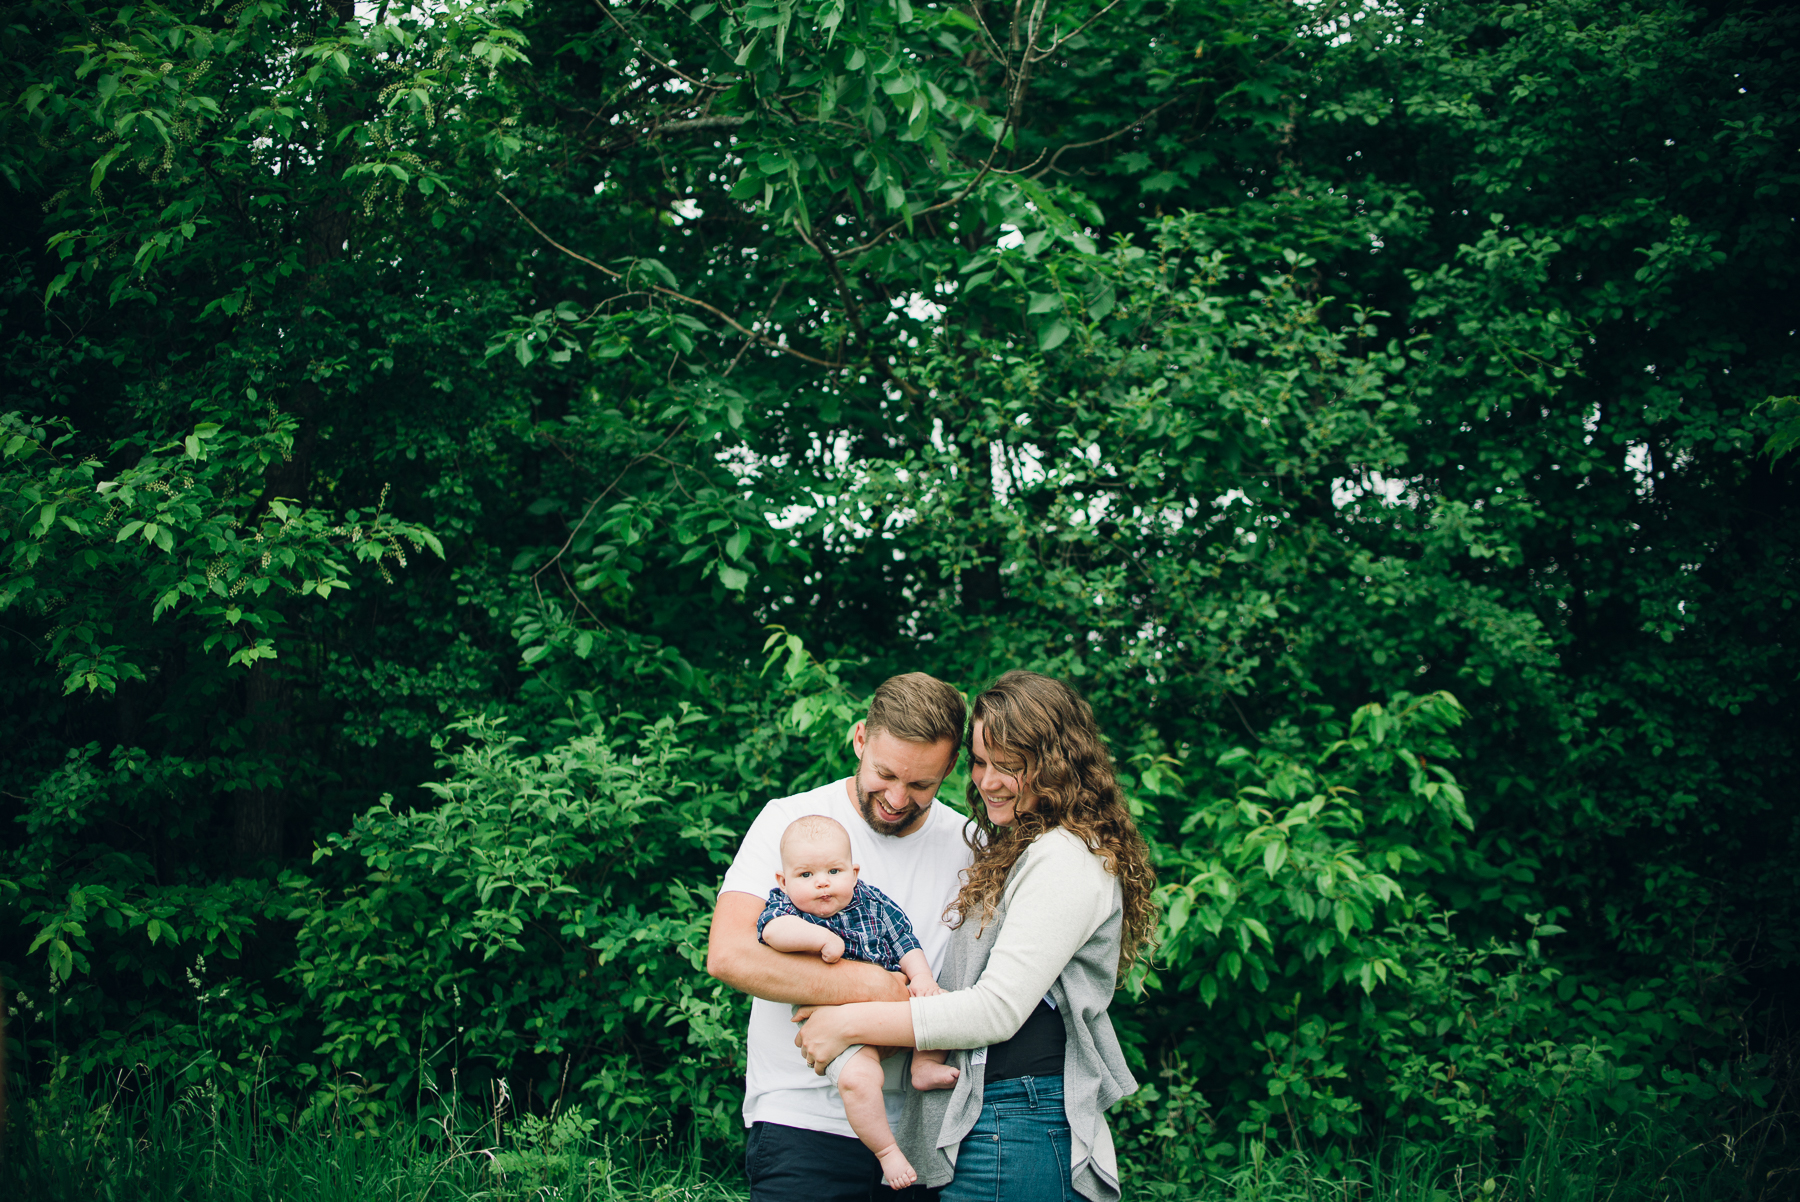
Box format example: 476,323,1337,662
909,993,942,1050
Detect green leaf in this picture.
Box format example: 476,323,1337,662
1037,320,1070,351
1166,889,1192,935
637,258,679,289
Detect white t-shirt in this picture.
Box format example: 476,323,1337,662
719,778,975,1137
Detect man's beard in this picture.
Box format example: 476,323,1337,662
855,782,927,837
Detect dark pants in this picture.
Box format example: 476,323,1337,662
746,1121,941,1202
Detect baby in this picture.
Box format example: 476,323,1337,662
758,814,961,1191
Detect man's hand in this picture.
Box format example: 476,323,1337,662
791,1004,857,1074
706,891,908,1006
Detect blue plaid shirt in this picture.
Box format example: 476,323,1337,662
756,879,922,973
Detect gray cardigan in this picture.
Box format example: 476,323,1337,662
895,830,1137,1201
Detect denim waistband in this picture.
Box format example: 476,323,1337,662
980,1074,1065,1107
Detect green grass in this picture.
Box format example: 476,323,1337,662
2,1088,745,1202
1128,1112,1782,1202
1,1089,1785,1202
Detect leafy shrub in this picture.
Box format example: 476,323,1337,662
1118,694,1772,1180
3,742,300,1092
287,710,751,1140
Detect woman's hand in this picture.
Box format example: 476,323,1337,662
792,1004,857,1074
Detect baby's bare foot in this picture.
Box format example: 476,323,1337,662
911,1060,961,1092
875,1144,918,1191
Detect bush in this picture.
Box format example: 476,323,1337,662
287,710,748,1139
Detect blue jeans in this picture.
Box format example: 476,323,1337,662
939,1075,1075,1202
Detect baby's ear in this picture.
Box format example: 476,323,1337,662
775,871,787,890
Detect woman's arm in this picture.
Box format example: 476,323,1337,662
794,831,1116,1070
908,830,1114,1051
793,998,917,1071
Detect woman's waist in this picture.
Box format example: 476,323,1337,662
980,1073,1064,1107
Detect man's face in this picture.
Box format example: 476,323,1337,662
850,722,959,838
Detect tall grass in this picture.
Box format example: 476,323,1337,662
1,1086,1783,1202
1,1082,743,1202
1130,1111,1778,1202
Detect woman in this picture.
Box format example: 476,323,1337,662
794,670,1156,1201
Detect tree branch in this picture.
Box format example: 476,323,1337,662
725,277,789,378
837,126,1009,260
966,0,1008,61
653,114,749,134
1031,96,1185,180
792,217,922,400
530,419,689,611
591,0,719,91
497,194,842,369
1029,0,1122,62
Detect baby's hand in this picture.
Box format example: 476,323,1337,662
907,977,945,998
819,933,846,964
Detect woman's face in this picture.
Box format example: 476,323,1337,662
970,720,1036,827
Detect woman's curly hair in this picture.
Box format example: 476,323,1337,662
949,670,1157,977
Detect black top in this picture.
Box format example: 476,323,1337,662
981,999,1066,1083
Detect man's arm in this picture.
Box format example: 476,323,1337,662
707,891,909,1006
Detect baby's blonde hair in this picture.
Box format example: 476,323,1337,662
779,814,851,865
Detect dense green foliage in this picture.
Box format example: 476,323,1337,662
2,0,1795,1191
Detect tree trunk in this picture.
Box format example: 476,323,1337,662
960,438,1005,610
0,972,9,1142
228,52,356,863
232,661,289,868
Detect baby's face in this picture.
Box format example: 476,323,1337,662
776,838,859,919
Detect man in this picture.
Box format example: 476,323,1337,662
708,672,973,1202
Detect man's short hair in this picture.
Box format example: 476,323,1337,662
865,672,966,747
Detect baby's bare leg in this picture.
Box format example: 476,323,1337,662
836,1046,917,1190
910,1048,960,1092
